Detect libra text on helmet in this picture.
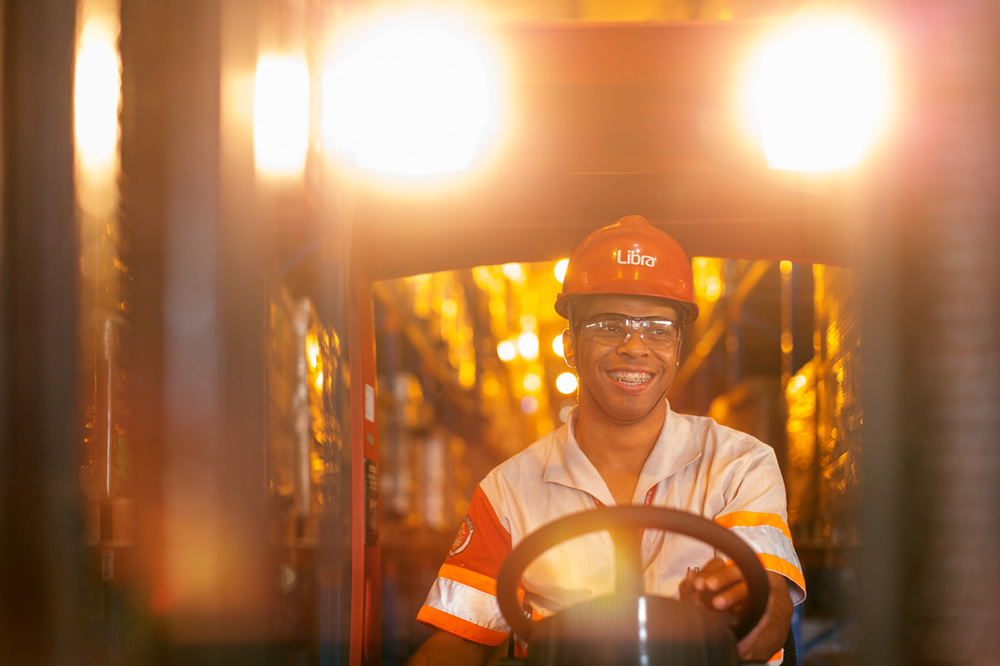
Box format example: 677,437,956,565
616,249,657,267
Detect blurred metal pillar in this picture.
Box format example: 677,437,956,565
121,0,272,662
348,259,381,666
0,1,82,664
858,2,1000,664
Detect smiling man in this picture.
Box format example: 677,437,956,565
410,216,806,665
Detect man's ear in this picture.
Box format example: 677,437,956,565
562,328,576,368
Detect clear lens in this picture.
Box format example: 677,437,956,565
578,314,679,349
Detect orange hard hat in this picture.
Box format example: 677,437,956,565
555,215,699,324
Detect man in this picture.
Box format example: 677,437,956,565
410,215,806,665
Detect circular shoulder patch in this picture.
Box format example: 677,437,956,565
449,515,475,557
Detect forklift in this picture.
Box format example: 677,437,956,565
2,2,999,666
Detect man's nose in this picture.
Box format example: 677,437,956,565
617,326,650,354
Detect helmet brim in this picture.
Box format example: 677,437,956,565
555,291,699,325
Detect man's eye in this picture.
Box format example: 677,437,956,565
647,322,675,338
600,322,623,333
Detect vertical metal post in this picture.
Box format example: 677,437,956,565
0,1,82,664
859,3,1000,664
348,245,382,666
122,0,270,661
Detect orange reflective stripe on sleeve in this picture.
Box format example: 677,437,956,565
438,563,497,597
418,486,521,644
437,562,527,612
715,511,792,541
416,604,509,646
758,553,807,592
722,553,806,595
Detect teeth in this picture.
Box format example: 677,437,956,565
609,371,651,385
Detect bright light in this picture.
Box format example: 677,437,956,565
554,259,569,284
502,263,524,283
517,332,539,361
497,340,517,362
254,54,311,177
323,11,503,175
745,15,893,171
75,18,121,175
523,373,542,393
459,360,476,388
781,332,794,354
551,334,565,358
556,372,578,395
482,373,500,397
305,332,320,369
788,374,808,395
705,276,723,303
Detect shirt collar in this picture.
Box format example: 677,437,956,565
634,404,702,499
541,402,702,504
541,409,614,504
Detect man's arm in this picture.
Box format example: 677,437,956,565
407,629,508,666
680,558,793,662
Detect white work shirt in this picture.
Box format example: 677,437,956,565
418,402,806,647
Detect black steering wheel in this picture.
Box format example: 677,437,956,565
496,506,770,642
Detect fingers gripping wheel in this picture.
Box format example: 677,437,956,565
496,507,769,643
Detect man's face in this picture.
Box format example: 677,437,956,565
563,294,682,426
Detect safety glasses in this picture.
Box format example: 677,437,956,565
575,313,681,350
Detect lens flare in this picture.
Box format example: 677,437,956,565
745,15,893,171
323,11,504,175
254,54,310,177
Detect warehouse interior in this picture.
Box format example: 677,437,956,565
2,1,999,666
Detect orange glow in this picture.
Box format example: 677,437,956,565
704,275,723,303
322,9,504,175
693,257,724,304
502,263,525,283
745,14,893,171
482,373,500,397
554,259,569,284
305,332,320,370
556,372,578,395
254,54,310,177
459,360,477,388
781,332,794,354
523,373,542,393
75,14,120,176
517,332,539,361
551,334,565,358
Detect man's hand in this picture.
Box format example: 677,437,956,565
679,558,793,662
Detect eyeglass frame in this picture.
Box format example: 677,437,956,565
571,312,683,350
